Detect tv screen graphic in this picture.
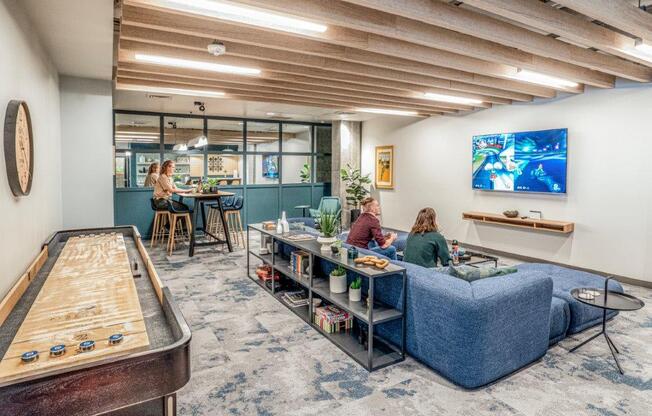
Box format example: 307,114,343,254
472,128,567,194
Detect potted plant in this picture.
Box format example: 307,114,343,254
329,266,347,293
206,178,219,193
349,277,362,302
299,163,311,183
340,163,371,224
316,210,339,252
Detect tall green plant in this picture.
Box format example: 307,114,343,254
317,210,339,237
299,163,311,183
340,163,371,209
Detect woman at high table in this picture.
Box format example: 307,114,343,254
153,160,193,212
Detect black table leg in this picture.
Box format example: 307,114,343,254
200,202,207,234
569,330,602,353
217,196,233,252
569,308,624,374
189,199,199,257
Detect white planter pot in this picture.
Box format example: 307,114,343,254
329,273,347,293
317,236,337,253
348,288,361,302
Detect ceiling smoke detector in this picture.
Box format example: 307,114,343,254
207,40,226,56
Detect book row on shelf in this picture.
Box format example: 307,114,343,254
290,250,310,276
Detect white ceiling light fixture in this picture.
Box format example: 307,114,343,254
188,135,208,148
509,69,579,89
144,0,328,34
134,53,260,76
173,143,188,151
117,83,227,98
207,40,226,56
356,108,419,117
115,138,158,143
115,131,159,135
423,92,483,105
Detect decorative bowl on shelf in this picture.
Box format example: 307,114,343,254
503,210,519,218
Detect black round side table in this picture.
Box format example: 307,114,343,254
570,277,644,374
294,204,311,217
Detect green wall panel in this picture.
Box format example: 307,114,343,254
114,189,156,238
246,187,280,224
281,185,312,218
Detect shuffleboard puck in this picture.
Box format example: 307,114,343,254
50,344,66,357
108,333,124,345
21,351,39,363
79,340,95,352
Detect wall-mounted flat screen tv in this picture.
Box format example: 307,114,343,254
472,128,567,194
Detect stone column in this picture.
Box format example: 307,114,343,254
331,120,362,229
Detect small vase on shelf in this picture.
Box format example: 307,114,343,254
280,211,290,233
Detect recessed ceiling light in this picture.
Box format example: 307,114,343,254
135,53,260,76
356,108,419,116
144,0,328,34
509,69,579,89
117,84,226,98
423,92,483,105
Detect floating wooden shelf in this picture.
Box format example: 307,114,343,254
462,211,574,234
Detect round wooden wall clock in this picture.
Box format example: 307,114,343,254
4,100,34,196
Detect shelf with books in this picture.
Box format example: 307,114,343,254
246,223,407,372
311,279,402,324
273,254,311,289
275,290,310,322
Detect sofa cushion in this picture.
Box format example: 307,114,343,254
549,296,571,345
449,265,518,282
516,263,623,334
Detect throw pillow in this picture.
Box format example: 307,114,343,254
449,265,517,282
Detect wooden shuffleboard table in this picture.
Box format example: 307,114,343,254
0,226,191,416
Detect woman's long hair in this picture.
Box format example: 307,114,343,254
410,207,439,234
148,162,160,174
161,160,175,176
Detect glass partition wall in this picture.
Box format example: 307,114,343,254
113,111,332,189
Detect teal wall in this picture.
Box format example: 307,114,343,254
115,183,330,238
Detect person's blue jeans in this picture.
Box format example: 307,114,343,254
367,241,397,260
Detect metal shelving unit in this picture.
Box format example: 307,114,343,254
246,223,407,371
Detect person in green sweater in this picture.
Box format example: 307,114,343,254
403,207,451,268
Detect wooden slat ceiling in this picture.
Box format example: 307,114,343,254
114,0,652,117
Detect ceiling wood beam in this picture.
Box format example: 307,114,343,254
118,61,493,109
117,68,473,111
120,25,525,102
553,0,652,44
116,77,452,115
452,0,652,68
121,3,579,93
123,6,555,97
227,0,639,84
118,32,544,100
343,0,651,80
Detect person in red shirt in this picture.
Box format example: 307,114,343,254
346,197,398,260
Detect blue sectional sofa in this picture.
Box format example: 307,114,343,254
282,221,623,388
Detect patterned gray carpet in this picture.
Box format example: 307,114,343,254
147,241,652,416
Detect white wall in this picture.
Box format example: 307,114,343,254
362,83,652,283
0,0,63,297
60,76,113,228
